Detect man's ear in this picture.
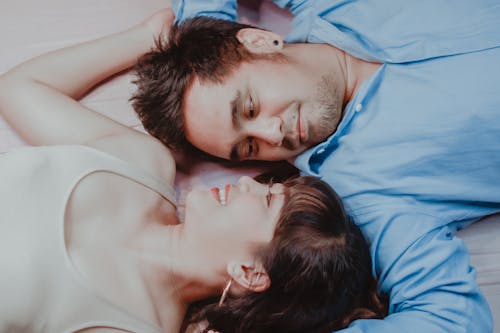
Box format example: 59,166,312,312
227,261,270,293
236,28,283,54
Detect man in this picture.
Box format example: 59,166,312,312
131,1,500,332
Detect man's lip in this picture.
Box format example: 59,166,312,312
298,103,307,144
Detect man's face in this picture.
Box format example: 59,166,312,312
183,57,343,161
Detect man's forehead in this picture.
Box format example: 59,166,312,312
183,77,238,160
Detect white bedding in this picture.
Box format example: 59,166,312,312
1,0,498,330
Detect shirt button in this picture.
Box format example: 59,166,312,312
316,148,326,155
355,103,363,112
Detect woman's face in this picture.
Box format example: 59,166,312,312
183,176,286,260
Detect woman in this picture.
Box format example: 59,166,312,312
0,7,385,333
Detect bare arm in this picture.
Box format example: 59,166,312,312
0,8,176,183
0,8,172,145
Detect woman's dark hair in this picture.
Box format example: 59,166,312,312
184,176,387,333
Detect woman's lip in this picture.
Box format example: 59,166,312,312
225,184,231,203
211,185,231,205
211,187,220,203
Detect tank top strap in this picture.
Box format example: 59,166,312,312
83,146,177,207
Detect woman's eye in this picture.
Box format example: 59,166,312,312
248,98,255,118
266,187,273,207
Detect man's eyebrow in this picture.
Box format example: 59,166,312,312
231,89,242,130
229,89,244,161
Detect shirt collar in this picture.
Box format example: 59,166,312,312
294,64,386,173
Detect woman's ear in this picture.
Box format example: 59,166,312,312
227,261,270,293
236,28,283,54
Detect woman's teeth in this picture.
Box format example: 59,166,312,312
219,187,226,206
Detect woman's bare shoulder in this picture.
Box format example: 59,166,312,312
85,132,176,186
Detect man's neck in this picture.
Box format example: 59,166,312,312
283,42,381,108
342,51,382,104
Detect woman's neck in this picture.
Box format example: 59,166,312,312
133,223,223,330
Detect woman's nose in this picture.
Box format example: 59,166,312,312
237,176,255,192
237,176,271,197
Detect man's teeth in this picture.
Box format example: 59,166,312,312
219,188,226,205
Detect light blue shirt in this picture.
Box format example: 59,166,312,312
175,1,500,332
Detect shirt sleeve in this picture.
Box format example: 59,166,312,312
292,0,500,62
174,0,238,23
338,213,493,333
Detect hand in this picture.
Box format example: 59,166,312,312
142,7,175,42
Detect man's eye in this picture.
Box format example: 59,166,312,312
245,137,258,158
247,138,254,156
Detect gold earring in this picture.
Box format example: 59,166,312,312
250,272,261,290
218,279,232,306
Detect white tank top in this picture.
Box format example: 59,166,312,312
0,145,176,333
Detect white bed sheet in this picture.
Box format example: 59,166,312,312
1,0,498,330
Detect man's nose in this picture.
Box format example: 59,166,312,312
250,117,284,146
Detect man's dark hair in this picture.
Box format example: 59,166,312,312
131,17,262,152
